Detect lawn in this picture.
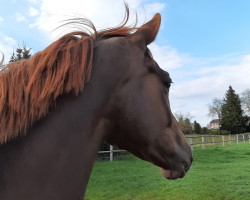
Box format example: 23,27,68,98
85,143,250,200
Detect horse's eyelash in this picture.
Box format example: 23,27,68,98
164,82,171,89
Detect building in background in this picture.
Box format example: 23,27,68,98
209,119,219,129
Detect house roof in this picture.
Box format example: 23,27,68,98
210,119,219,123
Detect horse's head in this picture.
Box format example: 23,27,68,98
98,14,192,180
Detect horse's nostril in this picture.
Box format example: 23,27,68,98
182,162,188,172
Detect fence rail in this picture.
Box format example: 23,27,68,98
98,145,130,161
186,133,250,150
98,133,250,161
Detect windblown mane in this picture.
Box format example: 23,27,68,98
0,5,140,144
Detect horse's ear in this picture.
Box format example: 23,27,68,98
131,13,161,46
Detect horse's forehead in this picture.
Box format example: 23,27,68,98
95,37,143,65
99,37,139,53
100,37,128,47
95,37,172,81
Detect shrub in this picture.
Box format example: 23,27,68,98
209,129,219,135
201,127,208,135
220,130,231,135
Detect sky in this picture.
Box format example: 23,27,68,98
0,0,250,126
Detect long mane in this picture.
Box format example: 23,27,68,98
0,5,139,144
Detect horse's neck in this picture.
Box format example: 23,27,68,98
0,91,107,200
0,40,127,199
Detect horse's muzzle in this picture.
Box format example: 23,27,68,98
160,157,193,180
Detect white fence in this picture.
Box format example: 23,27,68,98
98,145,127,161
98,133,250,161
186,133,250,150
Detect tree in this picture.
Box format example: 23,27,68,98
208,98,222,127
220,86,247,134
193,120,201,134
9,45,31,63
241,89,250,113
174,112,193,135
183,118,193,135
201,127,208,135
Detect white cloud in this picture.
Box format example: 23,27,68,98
149,43,190,69
31,0,166,40
169,54,250,126
0,17,4,23
15,12,27,22
29,7,39,16
27,0,39,4
138,3,165,18
173,55,250,99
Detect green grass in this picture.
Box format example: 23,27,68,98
85,143,250,200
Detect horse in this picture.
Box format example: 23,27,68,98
0,7,192,200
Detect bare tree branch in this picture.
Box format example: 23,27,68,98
241,89,250,113
208,98,222,120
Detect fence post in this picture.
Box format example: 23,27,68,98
188,137,193,151
243,134,245,143
236,134,239,144
222,135,225,147
212,135,215,145
110,145,113,161
202,136,205,149
229,134,231,146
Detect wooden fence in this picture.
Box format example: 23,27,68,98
98,133,250,161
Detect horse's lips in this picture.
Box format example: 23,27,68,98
160,168,185,180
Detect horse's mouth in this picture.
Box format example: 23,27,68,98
160,162,190,180
160,168,185,180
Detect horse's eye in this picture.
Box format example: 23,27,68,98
164,82,171,89
163,82,171,93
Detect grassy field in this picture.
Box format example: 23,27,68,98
85,143,250,200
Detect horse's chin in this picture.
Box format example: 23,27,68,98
160,168,185,180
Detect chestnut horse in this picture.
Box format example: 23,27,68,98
0,8,192,200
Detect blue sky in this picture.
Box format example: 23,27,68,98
1,0,250,126
160,0,250,57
